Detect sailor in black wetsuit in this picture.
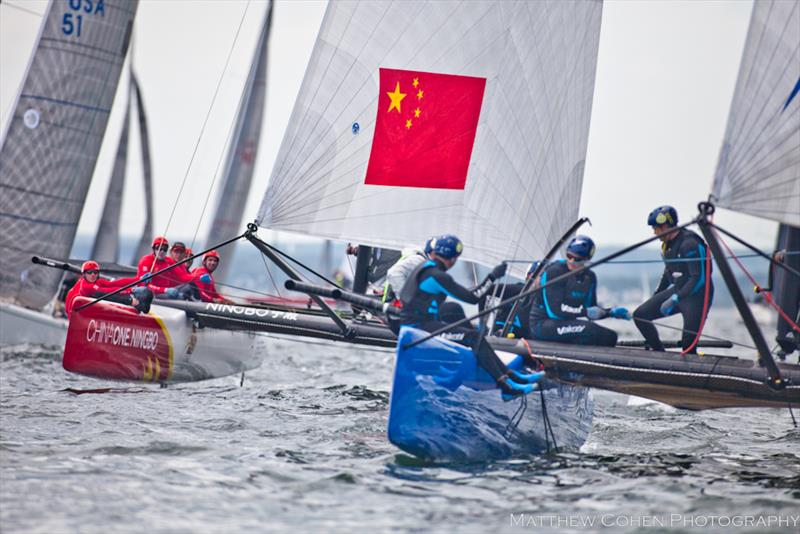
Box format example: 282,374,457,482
633,205,714,353
397,234,542,398
529,236,629,346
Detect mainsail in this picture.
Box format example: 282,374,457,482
258,1,602,276
0,0,139,309
130,73,154,263
711,0,800,227
205,1,273,282
91,83,131,263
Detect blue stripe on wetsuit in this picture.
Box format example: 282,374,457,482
540,270,562,320
691,244,707,294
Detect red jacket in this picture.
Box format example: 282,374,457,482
191,266,225,302
136,254,192,288
65,277,135,317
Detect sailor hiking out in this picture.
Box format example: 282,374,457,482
65,261,152,317
529,236,629,346
396,234,544,399
150,250,232,304
633,206,714,353
136,236,193,288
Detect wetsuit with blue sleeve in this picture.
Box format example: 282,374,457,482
529,260,618,346
633,228,714,352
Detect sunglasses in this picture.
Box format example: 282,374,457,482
84,270,100,275
155,245,169,252
566,254,586,261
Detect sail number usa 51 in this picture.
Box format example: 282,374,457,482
62,0,105,38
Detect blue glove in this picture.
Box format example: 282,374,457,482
660,294,679,316
586,306,607,320
509,370,545,384
140,272,152,282
199,274,212,284
164,287,179,298
609,307,631,320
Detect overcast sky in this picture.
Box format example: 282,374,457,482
0,0,780,251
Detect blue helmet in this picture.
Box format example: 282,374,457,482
431,234,463,259
423,237,435,255
647,205,678,227
566,235,595,260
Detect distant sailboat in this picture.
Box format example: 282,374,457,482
0,0,139,345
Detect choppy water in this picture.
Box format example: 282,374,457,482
1,310,798,533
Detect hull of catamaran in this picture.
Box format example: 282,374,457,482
62,298,261,383
389,328,593,462
0,301,67,347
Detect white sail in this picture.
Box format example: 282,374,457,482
205,1,272,282
258,0,602,275
91,83,131,263
0,0,139,309
712,0,800,228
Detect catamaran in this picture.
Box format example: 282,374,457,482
58,0,798,462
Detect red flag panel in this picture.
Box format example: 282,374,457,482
364,68,486,190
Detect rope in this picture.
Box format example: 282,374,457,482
681,233,713,355
716,229,800,335
503,395,528,438
539,387,558,454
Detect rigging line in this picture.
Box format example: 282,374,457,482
711,223,800,280
503,395,527,439
633,315,758,352
259,241,343,289
258,248,283,299
715,229,800,335
1,1,42,17
159,1,251,246
788,403,798,428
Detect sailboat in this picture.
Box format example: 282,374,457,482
60,1,798,461
60,1,275,383
0,0,139,346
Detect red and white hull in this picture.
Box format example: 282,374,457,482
63,297,262,383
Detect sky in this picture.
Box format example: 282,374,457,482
0,0,782,251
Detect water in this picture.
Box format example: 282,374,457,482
1,312,798,533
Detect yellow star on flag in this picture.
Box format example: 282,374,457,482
387,82,407,113
417,90,424,100
412,78,419,88
414,108,421,118
405,119,412,129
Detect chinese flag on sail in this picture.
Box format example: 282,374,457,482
364,68,486,190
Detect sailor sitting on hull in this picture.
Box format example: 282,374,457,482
634,205,713,353
396,234,543,399
151,250,232,304
529,236,629,347
65,261,153,317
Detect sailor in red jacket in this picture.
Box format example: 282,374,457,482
65,261,152,317
191,250,232,304
136,236,193,288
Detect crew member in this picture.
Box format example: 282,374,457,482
170,242,187,264
397,234,542,398
189,250,232,303
136,236,192,288
65,261,152,317
383,237,434,305
529,236,629,346
633,205,714,353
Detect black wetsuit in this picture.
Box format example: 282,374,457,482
397,259,508,381
633,228,714,353
529,260,618,346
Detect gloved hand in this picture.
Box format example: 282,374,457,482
164,287,179,298
586,306,607,320
609,306,631,320
488,262,508,281
140,272,152,282
660,294,679,316
199,274,212,284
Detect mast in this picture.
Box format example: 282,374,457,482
130,73,154,263
0,0,140,309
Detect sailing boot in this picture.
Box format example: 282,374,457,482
508,370,545,385
497,374,537,402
